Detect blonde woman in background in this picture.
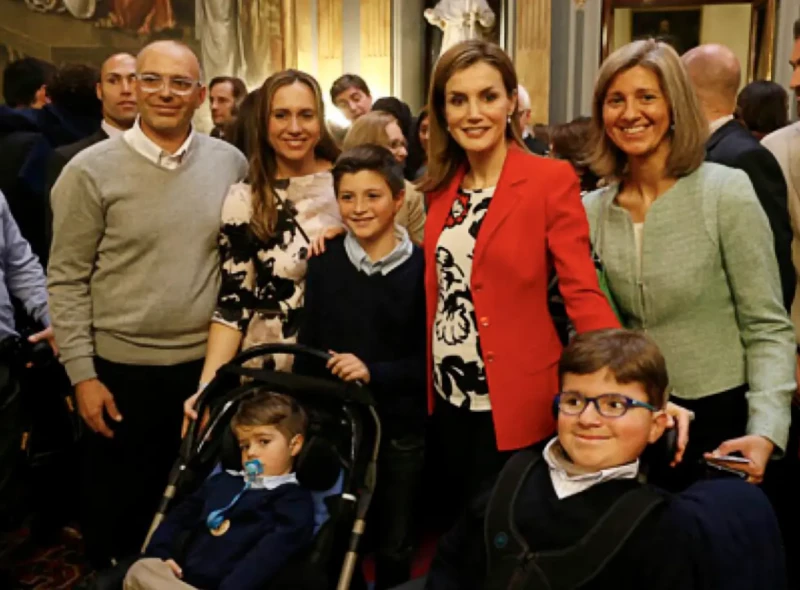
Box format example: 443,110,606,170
342,111,427,242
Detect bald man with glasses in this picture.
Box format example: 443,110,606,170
47,40,248,567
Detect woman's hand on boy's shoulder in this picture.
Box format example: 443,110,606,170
326,351,370,383
665,402,693,467
309,226,346,258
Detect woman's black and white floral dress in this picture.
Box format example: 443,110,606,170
212,171,341,370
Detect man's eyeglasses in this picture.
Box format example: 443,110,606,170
137,74,200,96
555,391,658,418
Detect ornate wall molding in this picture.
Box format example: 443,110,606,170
317,0,343,99
359,0,391,97
515,0,551,123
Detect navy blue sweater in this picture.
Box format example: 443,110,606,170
296,236,427,438
146,472,314,590
427,458,785,590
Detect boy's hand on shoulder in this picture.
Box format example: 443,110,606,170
326,351,370,383
165,559,183,578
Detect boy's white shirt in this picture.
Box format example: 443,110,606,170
224,470,299,490
544,439,640,500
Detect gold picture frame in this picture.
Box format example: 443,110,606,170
601,0,778,82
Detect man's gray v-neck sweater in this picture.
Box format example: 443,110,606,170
48,134,248,384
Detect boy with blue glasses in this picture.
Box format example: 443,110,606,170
425,329,785,590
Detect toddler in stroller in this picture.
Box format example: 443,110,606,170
86,342,381,590
124,392,314,590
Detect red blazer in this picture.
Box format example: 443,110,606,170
424,146,620,450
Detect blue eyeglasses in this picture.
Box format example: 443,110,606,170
555,391,658,418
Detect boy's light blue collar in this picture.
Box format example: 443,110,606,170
225,470,298,490
344,225,413,276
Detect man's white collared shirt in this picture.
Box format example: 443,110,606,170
101,120,124,139
708,115,735,136
123,117,194,170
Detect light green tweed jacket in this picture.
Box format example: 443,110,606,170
583,162,795,452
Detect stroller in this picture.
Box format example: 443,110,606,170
97,343,381,590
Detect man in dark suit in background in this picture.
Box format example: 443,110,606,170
46,53,138,259
685,42,800,590
683,44,795,311
49,54,137,178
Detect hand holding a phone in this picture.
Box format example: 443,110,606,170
704,435,774,485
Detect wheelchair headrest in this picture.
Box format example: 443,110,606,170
295,436,342,492
219,428,342,492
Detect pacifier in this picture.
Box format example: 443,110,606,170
244,459,263,482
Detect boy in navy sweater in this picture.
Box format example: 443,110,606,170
124,392,314,590
296,145,426,589
426,329,785,590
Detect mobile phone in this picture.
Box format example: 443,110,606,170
704,459,748,480
706,454,751,465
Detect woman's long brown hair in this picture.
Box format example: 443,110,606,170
419,40,525,194
248,69,341,241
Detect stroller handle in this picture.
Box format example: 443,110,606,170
230,342,333,365
184,343,364,455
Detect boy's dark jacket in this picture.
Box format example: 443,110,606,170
426,458,785,590
146,472,314,590
296,235,426,437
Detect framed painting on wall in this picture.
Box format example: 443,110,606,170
631,8,702,56
601,0,778,82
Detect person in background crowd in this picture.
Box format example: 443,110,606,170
584,39,795,492
516,84,548,156
532,122,551,149
331,73,373,122
371,97,413,142
0,63,102,265
372,97,422,181
762,20,800,350
420,40,620,521
209,76,247,139
683,44,795,312
549,116,600,194
413,108,430,180
183,69,343,426
2,57,55,110
54,53,138,158
46,53,138,258
47,40,248,568
758,22,800,587
224,89,258,159
737,81,789,141
0,188,57,529
342,111,426,243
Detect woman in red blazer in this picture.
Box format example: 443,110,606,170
421,40,620,511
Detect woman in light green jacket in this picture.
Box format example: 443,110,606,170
583,39,795,488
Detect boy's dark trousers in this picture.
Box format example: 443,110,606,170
80,356,203,568
370,432,425,590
